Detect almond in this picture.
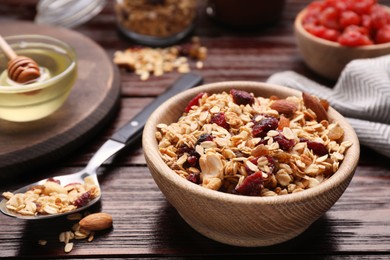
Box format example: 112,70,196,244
270,99,297,117
302,92,328,122
79,213,113,231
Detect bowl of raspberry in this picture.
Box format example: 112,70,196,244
294,0,390,80
143,81,360,247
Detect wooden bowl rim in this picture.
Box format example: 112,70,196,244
143,81,360,205
294,6,390,50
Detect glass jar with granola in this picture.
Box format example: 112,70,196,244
114,0,197,46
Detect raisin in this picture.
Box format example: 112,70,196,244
234,171,264,196
230,89,254,105
211,112,229,130
252,116,279,138
274,133,295,151
185,92,206,113
307,140,328,156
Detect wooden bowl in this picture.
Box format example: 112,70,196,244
294,7,390,81
143,81,360,247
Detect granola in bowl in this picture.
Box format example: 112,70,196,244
156,89,353,196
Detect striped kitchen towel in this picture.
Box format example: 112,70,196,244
267,54,390,158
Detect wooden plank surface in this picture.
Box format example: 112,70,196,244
0,0,390,258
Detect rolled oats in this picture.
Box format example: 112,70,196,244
156,89,353,196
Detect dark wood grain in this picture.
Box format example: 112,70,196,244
0,0,390,258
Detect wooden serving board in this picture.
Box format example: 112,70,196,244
0,21,121,178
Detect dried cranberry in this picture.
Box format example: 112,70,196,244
252,116,279,138
235,171,264,196
274,133,295,151
186,172,200,184
230,89,254,105
186,155,199,168
185,92,206,113
177,145,193,157
177,145,200,168
307,140,328,156
74,191,91,208
195,133,214,146
266,155,277,173
211,112,229,130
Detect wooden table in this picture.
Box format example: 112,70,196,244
1,0,390,258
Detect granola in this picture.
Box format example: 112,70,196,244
156,89,353,196
115,0,197,38
2,176,100,216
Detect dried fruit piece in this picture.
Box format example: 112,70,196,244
278,115,290,130
79,212,113,231
307,140,328,156
252,116,279,138
185,92,206,113
210,112,230,130
230,89,254,105
235,171,264,196
195,133,214,146
328,125,344,140
274,133,295,151
302,92,328,122
74,191,91,208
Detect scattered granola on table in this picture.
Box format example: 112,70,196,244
156,89,353,196
113,36,207,80
48,212,113,253
1,176,100,216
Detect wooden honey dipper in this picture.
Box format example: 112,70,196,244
0,35,41,84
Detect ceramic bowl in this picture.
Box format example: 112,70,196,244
143,81,360,247
0,34,77,122
294,7,390,81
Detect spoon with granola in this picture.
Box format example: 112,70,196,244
0,73,203,219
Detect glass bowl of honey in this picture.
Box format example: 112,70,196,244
0,35,77,122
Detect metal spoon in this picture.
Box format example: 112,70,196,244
0,73,203,220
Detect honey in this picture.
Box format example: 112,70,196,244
0,45,77,122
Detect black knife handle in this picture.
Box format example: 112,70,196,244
110,73,203,145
